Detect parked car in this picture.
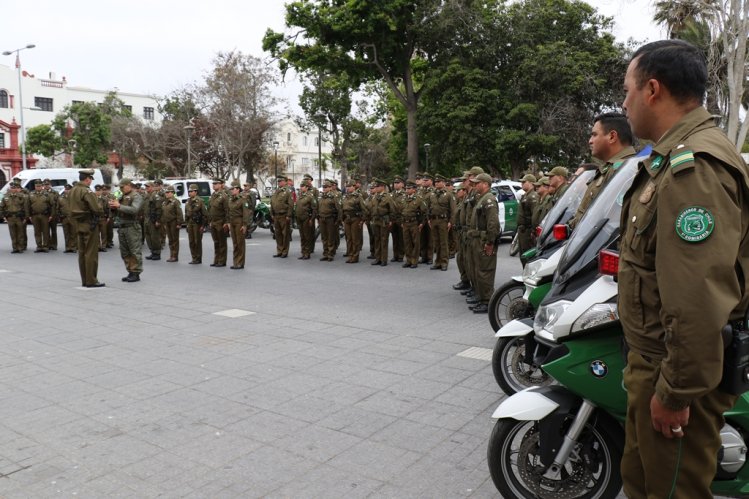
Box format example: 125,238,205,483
162,178,211,206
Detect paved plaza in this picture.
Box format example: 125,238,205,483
0,225,524,498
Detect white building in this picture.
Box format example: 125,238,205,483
270,118,334,189
0,62,161,152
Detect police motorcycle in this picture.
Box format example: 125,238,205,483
486,156,749,498
490,149,653,395
249,198,273,235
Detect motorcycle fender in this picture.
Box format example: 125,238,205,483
492,387,560,420
495,318,534,339
511,275,523,283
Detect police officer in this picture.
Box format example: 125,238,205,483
451,185,469,280
568,112,637,229
144,181,164,260
109,178,144,282
619,39,749,498
317,179,342,261
400,179,427,268
531,176,552,229
242,182,257,239
270,175,293,258
341,179,366,263
162,185,184,262
295,180,317,260
466,173,499,313
207,178,230,267
0,180,28,253
428,174,455,271
69,169,105,287
227,180,250,269
185,184,207,264
58,184,77,253
369,178,396,266
418,173,434,264
516,174,538,265
28,181,55,252
43,179,60,250
547,166,569,204
461,166,485,300
390,176,406,262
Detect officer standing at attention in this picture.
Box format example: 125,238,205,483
428,174,455,271
451,185,468,278
547,166,569,205
185,184,207,264
144,182,164,260
109,178,144,282
530,176,551,229
400,179,427,268
43,179,60,251
369,178,396,266
568,112,636,229
515,174,538,266
0,180,29,253
390,176,406,262
59,184,77,253
462,166,485,302
207,178,230,267
102,184,115,249
295,180,318,260
619,40,749,498
466,173,499,313
242,182,257,239
161,185,184,262
317,179,342,261
69,169,105,287
270,175,293,258
29,181,55,253
95,185,110,252
227,180,250,269
418,173,434,265
341,179,366,263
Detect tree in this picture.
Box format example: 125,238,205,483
264,0,444,178
25,124,61,158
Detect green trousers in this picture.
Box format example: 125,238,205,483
118,224,143,274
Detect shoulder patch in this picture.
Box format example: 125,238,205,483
675,206,714,243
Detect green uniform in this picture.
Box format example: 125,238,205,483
369,191,396,265
228,193,250,268
516,190,539,254
341,190,366,263
464,191,478,288
58,191,77,252
428,187,456,270
418,187,434,263
468,191,499,304
46,188,60,250
69,182,104,286
145,190,164,258
115,190,144,275
453,197,469,283
569,145,638,230
295,190,317,259
390,189,405,261
97,193,110,250
161,197,183,261
207,190,230,266
448,191,458,257
317,191,342,260
29,189,56,252
400,193,427,267
270,186,293,257
0,189,29,252
185,196,207,263
531,194,551,229
619,107,749,498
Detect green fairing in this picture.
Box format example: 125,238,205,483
528,282,551,309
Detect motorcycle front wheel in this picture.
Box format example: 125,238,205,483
487,418,623,499
492,337,552,395
488,280,531,332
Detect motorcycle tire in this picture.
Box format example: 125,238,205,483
248,221,258,234
492,336,552,395
487,417,623,499
488,280,530,332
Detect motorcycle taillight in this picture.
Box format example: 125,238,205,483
553,224,569,241
535,225,542,238
598,249,619,276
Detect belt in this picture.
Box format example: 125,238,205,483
403,217,420,223
430,214,448,219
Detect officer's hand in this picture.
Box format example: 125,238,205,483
240,226,246,233
650,395,689,439
484,243,494,256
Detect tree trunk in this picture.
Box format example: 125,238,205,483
406,103,419,178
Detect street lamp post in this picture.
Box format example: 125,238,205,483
184,122,195,177
273,141,279,184
424,143,431,173
2,44,36,170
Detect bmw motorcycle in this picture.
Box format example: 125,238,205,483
486,157,749,498
248,198,274,235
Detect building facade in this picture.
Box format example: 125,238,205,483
271,118,334,189
0,62,161,180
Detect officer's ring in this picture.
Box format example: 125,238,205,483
670,426,683,433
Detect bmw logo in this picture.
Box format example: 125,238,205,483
590,360,608,379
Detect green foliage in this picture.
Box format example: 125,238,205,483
25,124,61,157
52,101,112,166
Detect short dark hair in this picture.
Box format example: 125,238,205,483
631,40,707,104
594,112,633,146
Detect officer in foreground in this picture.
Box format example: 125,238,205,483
619,39,749,497
185,184,207,264
466,173,499,313
109,178,143,282
69,169,105,287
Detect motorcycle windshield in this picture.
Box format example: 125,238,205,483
556,149,650,281
537,169,596,250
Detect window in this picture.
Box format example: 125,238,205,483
303,135,308,147
0,90,8,108
302,158,309,166
35,97,53,112
497,186,515,202
287,132,291,142
71,100,84,105
315,137,319,147
143,107,154,120
0,133,4,148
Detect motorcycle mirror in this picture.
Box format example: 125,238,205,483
553,224,569,241
598,249,619,277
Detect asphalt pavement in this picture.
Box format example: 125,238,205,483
0,226,526,498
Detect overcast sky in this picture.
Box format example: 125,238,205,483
3,0,665,111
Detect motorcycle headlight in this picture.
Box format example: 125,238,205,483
533,300,572,334
522,259,546,286
571,303,619,333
